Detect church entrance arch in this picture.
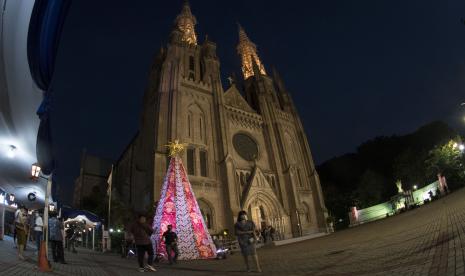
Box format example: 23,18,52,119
198,198,214,231
244,192,279,231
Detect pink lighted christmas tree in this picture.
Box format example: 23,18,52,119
151,140,216,260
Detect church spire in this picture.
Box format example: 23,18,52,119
174,0,197,45
236,24,266,79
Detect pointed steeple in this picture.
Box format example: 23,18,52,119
236,24,266,79
174,0,198,45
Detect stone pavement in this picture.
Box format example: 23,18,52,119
2,188,465,275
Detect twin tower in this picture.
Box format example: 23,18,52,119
118,1,329,238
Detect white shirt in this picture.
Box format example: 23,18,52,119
34,216,43,232
14,209,21,223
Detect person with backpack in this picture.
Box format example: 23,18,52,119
49,213,67,264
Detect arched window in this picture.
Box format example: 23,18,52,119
187,113,192,137
297,169,303,187
187,147,195,175
199,116,205,141
189,56,195,71
302,202,311,223
200,150,207,177
284,132,296,165
187,104,205,143
188,56,195,80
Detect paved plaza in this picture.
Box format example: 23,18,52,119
1,188,465,276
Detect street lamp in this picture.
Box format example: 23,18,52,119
0,192,5,239
31,163,41,179
6,145,16,158
413,185,418,190
30,163,53,260
459,144,464,151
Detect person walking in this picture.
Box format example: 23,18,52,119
122,225,134,258
33,211,43,253
235,210,262,273
66,224,77,253
14,205,28,260
270,226,276,241
49,213,67,264
130,214,156,272
162,225,178,265
27,210,34,246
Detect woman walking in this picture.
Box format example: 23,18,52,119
234,210,262,273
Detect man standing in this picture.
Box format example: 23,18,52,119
130,214,156,272
14,205,28,260
162,225,178,265
49,213,67,264
33,211,43,253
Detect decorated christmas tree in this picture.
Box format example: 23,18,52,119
151,140,216,260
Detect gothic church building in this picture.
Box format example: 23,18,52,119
114,2,328,238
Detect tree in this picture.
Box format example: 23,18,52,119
80,186,107,219
393,148,428,189
152,141,216,260
425,140,465,190
354,170,386,208
318,121,458,228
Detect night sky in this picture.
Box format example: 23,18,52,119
51,0,465,205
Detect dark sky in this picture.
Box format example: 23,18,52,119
51,0,465,205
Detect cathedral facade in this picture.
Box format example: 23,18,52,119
120,2,328,238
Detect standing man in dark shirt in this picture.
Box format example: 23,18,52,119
162,225,178,264
130,214,156,272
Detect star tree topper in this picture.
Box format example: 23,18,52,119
166,139,189,157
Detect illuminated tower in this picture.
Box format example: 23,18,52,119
236,24,266,79
174,0,197,45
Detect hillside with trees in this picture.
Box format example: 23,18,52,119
318,121,463,228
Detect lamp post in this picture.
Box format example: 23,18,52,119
0,192,5,240
31,163,52,259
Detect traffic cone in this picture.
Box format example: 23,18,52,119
38,242,52,272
